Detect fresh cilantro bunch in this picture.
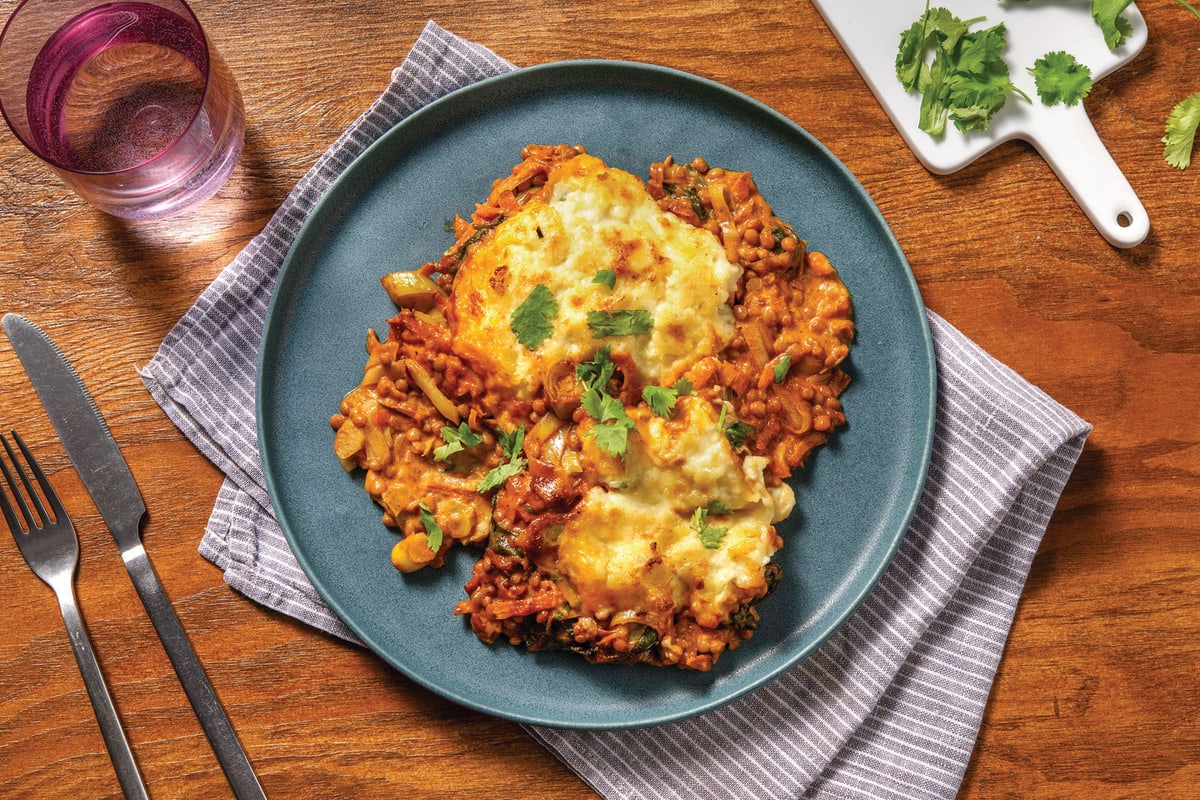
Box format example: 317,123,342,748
896,6,1030,136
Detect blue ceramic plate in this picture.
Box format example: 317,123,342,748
258,61,935,730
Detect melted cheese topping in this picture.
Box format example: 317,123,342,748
558,397,792,628
450,153,741,396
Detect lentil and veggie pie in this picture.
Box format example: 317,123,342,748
330,144,853,671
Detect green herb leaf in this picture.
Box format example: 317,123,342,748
419,503,444,551
592,269,616,289
583,389,630,427
1163,91,1200,169
1092,0,1134,49
690,506,729,549
434,422,484,462
476,425,527,493
642,378,695,418
496,425,526,460
576,345,616,391
1029,51,1093,107
705,499,733,515
643,385,678,417
581,386,636,458
477,458,525,494
773,354,792,384
587,309,654,338
586,421,632,458
725,420,755,450
511,283,558,349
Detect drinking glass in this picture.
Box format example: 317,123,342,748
0,0,244,220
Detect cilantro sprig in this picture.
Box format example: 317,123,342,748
576,347,636,458
434,422,483,462
690,502,730,549
642,378,693,418
896,6,1029,137
582,389,636,457
1029,51,1092,107
716,402,755,450
477,425,526,494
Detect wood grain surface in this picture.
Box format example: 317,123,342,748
1,1,1197,798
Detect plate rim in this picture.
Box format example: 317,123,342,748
256,58,937,729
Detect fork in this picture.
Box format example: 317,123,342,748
0,431,150,800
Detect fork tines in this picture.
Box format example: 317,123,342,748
0,430,64,536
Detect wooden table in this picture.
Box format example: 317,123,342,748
1,1,1197,797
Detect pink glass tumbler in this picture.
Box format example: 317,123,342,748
0,0,244,220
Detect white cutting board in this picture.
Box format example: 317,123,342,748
813,0,1149,248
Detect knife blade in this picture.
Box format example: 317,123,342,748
2,313,267,800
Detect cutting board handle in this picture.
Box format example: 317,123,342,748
1029,104,1148,248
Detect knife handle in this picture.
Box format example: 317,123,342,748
122,542,267,800
57,582,150,800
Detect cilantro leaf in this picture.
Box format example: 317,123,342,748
592,269,616,289
511,284,558,349
773,354,792,384
419,503,444,551
725,420,755,450
584,390,630,427
705,499,733,515
642,385,678,418
1163,91,1200,169
477,458,525,494
476,425,527,493
434,422,483,462
581,387,636,457
690,507,729,549
586,309,654,338
955,23,1005,76
586,420,632,458
496,425,526,460
897,6,983,91
1029,51,1093,107
642,379,692,418
576,345,616,390
1092,0,1134,49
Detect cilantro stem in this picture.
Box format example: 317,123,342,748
1172,0,1200,22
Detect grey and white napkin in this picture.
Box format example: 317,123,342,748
140,21,1090,800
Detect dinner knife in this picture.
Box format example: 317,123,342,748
2,313,267,800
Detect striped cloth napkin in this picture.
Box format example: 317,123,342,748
140,21,1091,800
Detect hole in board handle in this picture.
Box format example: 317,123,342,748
1117,212,1133,228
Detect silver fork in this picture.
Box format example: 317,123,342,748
0,431,150,800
